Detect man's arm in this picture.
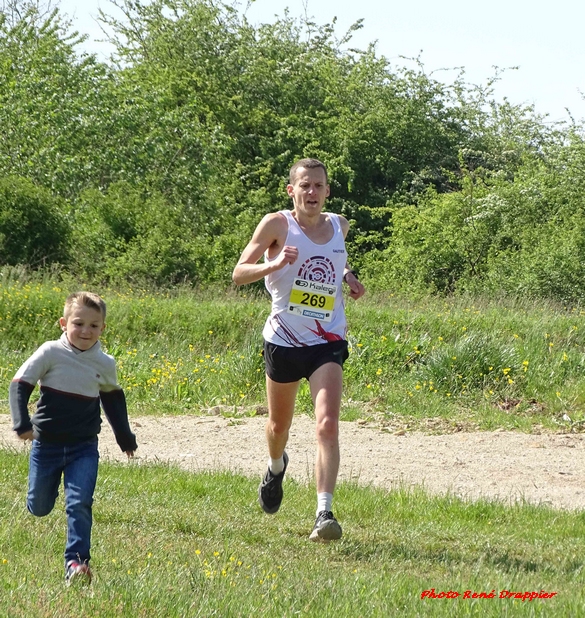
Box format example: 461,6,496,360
232,213,297,286
338,216,366,300
343,267,365,300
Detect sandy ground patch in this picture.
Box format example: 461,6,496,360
2,413,584,510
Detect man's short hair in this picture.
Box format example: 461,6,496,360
289,158,328,184
64,291,107,320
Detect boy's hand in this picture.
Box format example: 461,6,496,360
125,450,135,459
18,430,33,441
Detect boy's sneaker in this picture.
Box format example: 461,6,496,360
309,510,342,542
65,560,92,586
258,452,289,514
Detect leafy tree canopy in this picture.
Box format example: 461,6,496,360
1,0,583,300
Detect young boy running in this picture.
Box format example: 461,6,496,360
9,291,137,584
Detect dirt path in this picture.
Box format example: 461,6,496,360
2,414,584,510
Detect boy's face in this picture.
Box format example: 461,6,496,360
59,304,105,351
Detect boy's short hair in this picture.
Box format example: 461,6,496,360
289,158,328,184
64,292,107,321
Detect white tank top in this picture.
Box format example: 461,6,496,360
262,210,348,347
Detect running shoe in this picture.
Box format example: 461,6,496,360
65,560,92,586
309,510,342,542
258,452,289,514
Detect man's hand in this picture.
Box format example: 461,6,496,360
344,273,365,300
274,245,299,270
18,430,33,441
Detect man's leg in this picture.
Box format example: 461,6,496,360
258,377,298,514
308,362,343,540
265,377,299,460
310,362,343,493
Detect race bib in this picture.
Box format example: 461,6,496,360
287,278,337,322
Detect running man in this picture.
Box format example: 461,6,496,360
232,158,365,540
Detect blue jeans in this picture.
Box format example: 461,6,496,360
27,439,99,567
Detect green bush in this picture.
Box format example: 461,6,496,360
0,176,70,267
362,136,585,304
70,182,205,286
363,187,484,294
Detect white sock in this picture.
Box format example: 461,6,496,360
269,455,285,475
317,492,333,516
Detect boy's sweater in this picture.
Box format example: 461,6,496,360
9,333,137,452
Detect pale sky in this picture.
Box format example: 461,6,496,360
57,0,585,123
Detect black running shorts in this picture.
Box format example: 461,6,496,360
263,339,349,383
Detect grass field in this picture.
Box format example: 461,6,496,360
0,448,583,617
1,276,585,432
1,276,584,616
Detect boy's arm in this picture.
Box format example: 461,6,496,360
100,388,138,453
9,379,35,437
9,345,48,438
